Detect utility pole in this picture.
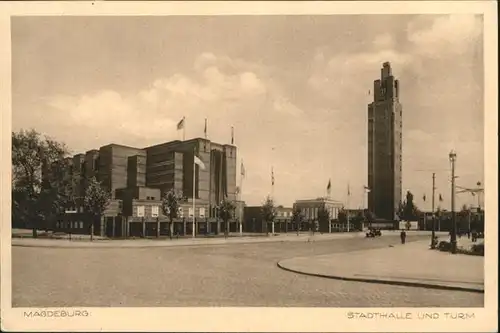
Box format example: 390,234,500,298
449,150,457,254
431,173,436,248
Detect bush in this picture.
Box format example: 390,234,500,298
471,243,484,256
438,241,451,252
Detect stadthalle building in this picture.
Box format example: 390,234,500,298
46,138,239,237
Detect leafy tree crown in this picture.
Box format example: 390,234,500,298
161,189,182,221
83,177,111,216
261,196,277,222
217,198,236,222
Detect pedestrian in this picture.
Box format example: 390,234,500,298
467,230,471,239
400,229,406,244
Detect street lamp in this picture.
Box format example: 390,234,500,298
449,150,457,254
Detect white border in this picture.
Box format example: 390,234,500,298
1,2,498,332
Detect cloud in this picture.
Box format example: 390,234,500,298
18,15,484,209
303,14,483,211
408,15,482,58
372,33,395,49
43,52,318,205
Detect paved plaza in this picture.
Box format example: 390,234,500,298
278,239,484,292
12,233,483,307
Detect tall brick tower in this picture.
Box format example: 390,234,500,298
367,62,403,220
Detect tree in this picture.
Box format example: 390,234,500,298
317,205,330,233
83,176,111,240
402,191,419,221
261,196,276,235
396,201,405,220
338,208,350,231
12,129,69,237
338,208,347,224
291,207,302,235
458,204,471,232
365,210,375,228
217,198,236,238
161,189,182,239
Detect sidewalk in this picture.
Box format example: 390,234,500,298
11,230,444,249
277,239,484,293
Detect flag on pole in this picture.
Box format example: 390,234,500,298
364,186,371,193
327,179,331,191
194,155,206,170
204,118,207,138
177,117,185,130
271,167,275,186
231,126,234,145
439,194,443,202
423,194,426,202
348,183,351,196
241,160,246,178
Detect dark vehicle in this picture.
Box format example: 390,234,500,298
366,228,382,238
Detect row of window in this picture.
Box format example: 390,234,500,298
56,221,84,229
134,206,207,218
298,207,339,220
276,211,292,217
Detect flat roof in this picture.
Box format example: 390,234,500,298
295,197,343,204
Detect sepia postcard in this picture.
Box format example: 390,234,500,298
0,1,498,332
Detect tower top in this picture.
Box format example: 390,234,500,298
381,62,392,79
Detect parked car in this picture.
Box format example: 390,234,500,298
366,228,382,238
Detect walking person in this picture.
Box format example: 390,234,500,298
400,229,406,244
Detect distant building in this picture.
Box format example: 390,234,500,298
367,62,403,220
243,205,293,233
293,197,343,233
45,138,238,237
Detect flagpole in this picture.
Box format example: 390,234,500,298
362,186,366,212
271,166,274,199
239,160,244,236
192,146,196,238
183,116,186,141
271,166,275,235
347,183,350,232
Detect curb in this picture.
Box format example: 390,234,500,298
276,261,484,294
11,232,435,249
11,234,365,249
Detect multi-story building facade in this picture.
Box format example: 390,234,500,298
46,138,239,238
367,62,403,220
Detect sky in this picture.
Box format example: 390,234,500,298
11,14,484,210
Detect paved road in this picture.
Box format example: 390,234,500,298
12,234,483,307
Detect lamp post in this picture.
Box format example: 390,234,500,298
449,150,457,254
430,173,436,249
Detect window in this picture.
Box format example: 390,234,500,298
151,197,155,200
199,208,205,218
146,196,151,200
151,206,159,218
79,221,83,229
178,207,184,218
188,207,194,217
137,206,145,217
